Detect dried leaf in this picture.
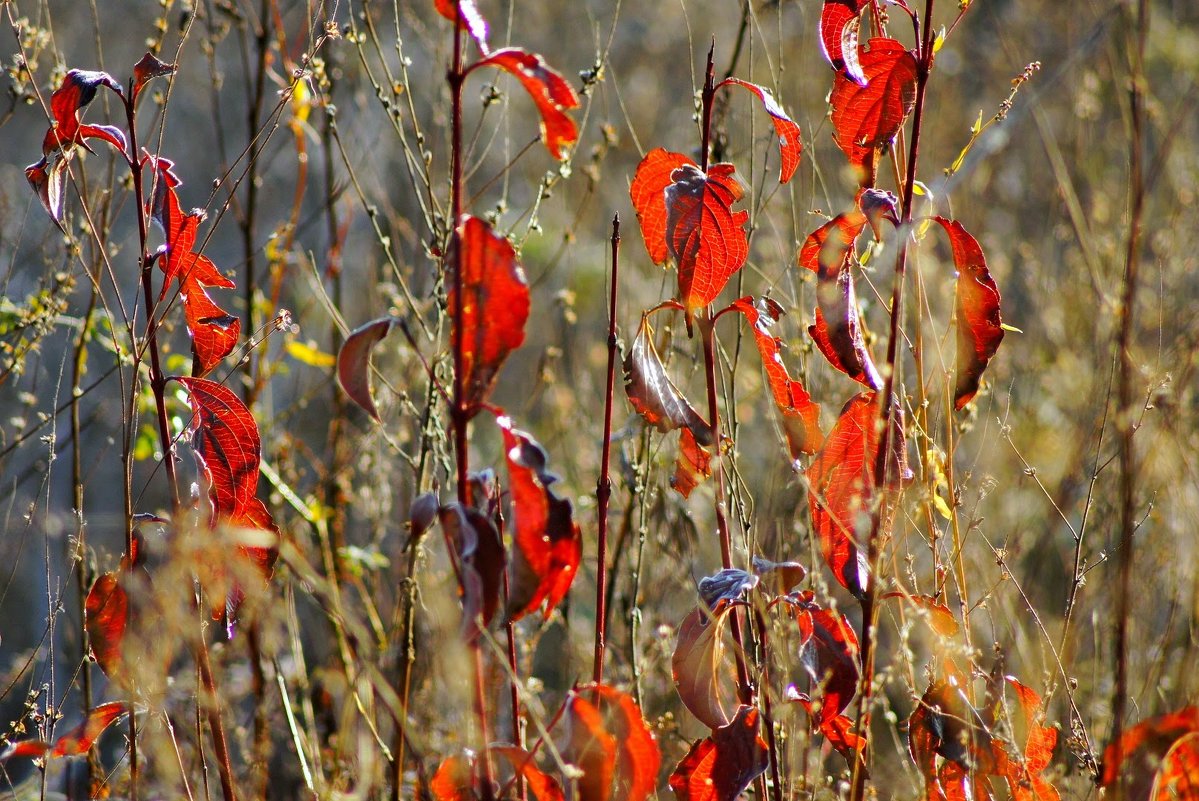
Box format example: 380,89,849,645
439,502,506,641
624,314,713,445
1,702,130,762
336,317,397,421
880,591,960,637
787,591,861,726
672,428,713,499
672,603,740,730
668,706,769,801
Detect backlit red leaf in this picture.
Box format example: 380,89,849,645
830,38,918,179
429,754,473,801
805,392,909,597
797,211,866,276
2,702,131,762
624,314,713,445
930,218,1005,410
1151,732,1199,801
85,572,128,681
132,52,177,98
433,0,489,53
672,428,713,499
995,677,1058,801
1100,707,1199,791
184,287,242,376
566,694,618,801
630,148,694,265
908,662,997,795
819,0,868,86
336,317,397,421
718,78,803,183
439,502,506,641
665,164,750,311
477,48,580,159
490,747,566,801
668,705,768,801
449,216,531,414
573,685,661,801
25,155,68,227
880,591,960,637
672,602,740,730
725,296,824,457
40,69,124,156
787,688,867,774
500,416,581,621
751,555,807,596
176,377,279,616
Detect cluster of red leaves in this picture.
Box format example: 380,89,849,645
1,702,131,763
1101,707,1199,800
908,663,1060,801
176,377,279,621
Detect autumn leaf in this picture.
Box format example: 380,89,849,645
336,317,397,421
668,706,769,801
449,216,531,415
805,392,909,597
880,591,960,637
830,38,918,181
994,677,1059,801
476,48,580,159
718,78,803,183
429,754,473,801
630,148,695,265
665,163,750,311
724,296,824,457
908,662,998,799
490,747,567,801
624,313,713,445
1151,732,1199,801
819,0,869,86
672,428,713,499
499,416,581,621
672,598,742,730
439,502,506,641
39,69,126,157
433,0,489,53
566,685,661,801
175,377,279,617
1,702,130,762
1100,707,1199,794
785,591,861,726
25,156,68,227
85,572,129,682
751,555,807,596
566,693,618,801
787,688,867,774
930,217,1005,410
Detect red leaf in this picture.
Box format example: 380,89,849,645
786,591,861,726
85,572,128,681
995,677,1059,801
1151,732,1199,801
805,392,909,597
432,0,489,53
751,555,807,596
25,155,68,227
572,685,662,801
566,694,618,801
449,216,531,414
819,0,868,86
3,702,132,762
500,416,580,621
336,317,397,421
132,52,176,98
489,747,566,801
623,314,713,446
176,377,279,616
880,591,960,637
630,148,695,265
477,48,580,159
787,689,867,774
665,163,750,311
439,502,506,641
1100,707,1199,791
908,662,997,791
930,218,1005,410
672,428,713,499
40,69,124,156
797,211,866,276
668,706,769,801
184,287,242,377
718,78,803,183
725,297,824,457
830,38,918,179
429,754,473,801
672,602,741,730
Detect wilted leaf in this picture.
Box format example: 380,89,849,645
477,48,580,159
432,0,489,52
630,148,694,265
751,555,807,596
930,218,1004,410
40,69,125,156
439,502,506,641
500,416,581,621
698,568,758,610
672,428,713,499
787,591,861,726
665,163,750,311
805,392,909,597
132,52,177,97
449,216,531,414
797,211,866,276
85,572,128,681
336,317,397,421
672,602,740,729
718,78,803,183
176,377,278,617
908,661,997,798
787,688,867,774
830,38,918,179
25,156,68,227
1,702,130,762
819,0,868,86
624,314,713,445
880,591,959,637
668,705,769,801
725,296,824,456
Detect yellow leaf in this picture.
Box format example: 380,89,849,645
932,493,953,521
286,340,335,368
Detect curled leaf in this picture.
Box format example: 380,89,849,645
718,78,803,183
25,156,68,227
930,217,1005,410
830,38,918,182
477,48,580,159
668,706,769,801
132,52,177,97
698,568,758,610
1,702,130,762
751,555,807,595
786,591,861,726
439,502,506,641
566,694,618,801
500,416,581,621
665,163,750,311
630,148,695,265
569,685,661,801
672,428,713,499
880,591,959,637
624,314,712,445
433,0,490,54
672,602,740,729
336,317,397,421
40,69,125,156
1100,707,1199,793
819,0,868,85
449,216,531,414
1151,732,1199,801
